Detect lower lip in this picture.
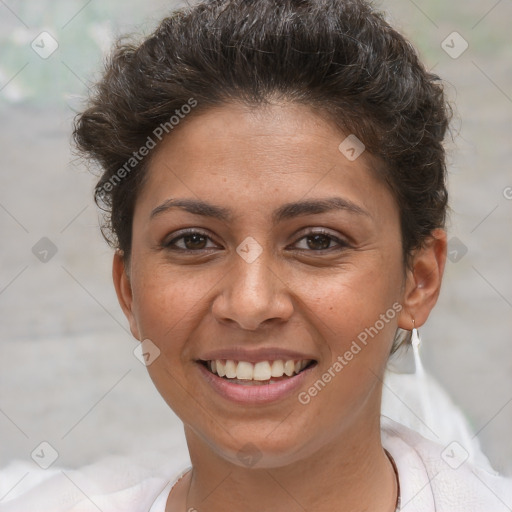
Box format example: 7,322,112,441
196,362,315,404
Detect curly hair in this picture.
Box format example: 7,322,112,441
74,0,450,267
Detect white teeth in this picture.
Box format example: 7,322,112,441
206,358,312,380
283,360,295,376
270,360,284,377
236,361,253,380
225,360,237,379
216,360,226,377
253,361,272,381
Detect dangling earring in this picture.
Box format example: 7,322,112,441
411,321,424,378
411,320,434,427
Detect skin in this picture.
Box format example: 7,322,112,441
113,102,447,511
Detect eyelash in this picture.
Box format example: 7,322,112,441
162,229,350,253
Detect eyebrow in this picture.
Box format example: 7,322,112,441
150,196,370,224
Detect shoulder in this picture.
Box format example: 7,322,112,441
0,450,191,512
382,417,512,512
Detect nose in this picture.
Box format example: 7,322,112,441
211,248,294,330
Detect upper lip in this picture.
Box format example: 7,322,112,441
197,347,317,363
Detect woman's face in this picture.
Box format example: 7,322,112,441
114,102,441,468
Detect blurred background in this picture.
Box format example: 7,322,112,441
0,0,511,481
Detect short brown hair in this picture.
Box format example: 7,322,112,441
74,0,451,264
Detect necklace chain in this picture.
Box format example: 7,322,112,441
385,449,401,512
169,454,401,511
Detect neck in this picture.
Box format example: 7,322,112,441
181,412,397,512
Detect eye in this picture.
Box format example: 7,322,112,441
292,229,350,252
162,228,350,254
163,230,219,252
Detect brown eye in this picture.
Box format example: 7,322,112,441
164,230,218,252
182,233,208,250
293,230,350,252
305,234,332,250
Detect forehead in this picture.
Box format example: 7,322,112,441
136,102,397,223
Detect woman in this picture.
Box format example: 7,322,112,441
2,0,511,510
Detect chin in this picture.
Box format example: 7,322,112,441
200,424,320,470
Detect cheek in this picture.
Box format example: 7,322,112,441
129,265,210,412
131,263,206,337
294,267,402,421
304,261,402,334
299,260,404,403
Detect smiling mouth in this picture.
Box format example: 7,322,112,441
198,359,317,385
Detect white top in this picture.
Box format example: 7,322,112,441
148,467,191,512
2,418,510,512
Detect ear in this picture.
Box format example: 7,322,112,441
112,250,141,340
397,228,447,329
